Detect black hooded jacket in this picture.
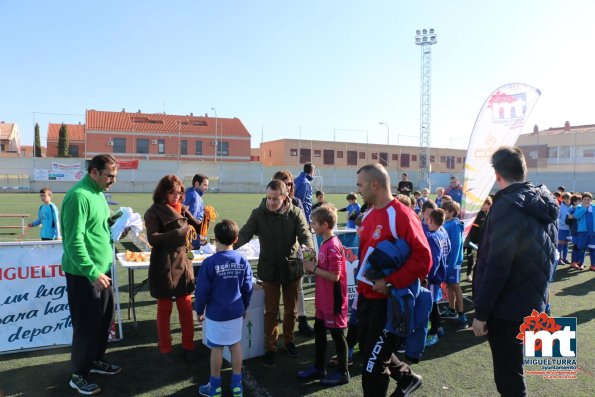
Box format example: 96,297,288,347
473,182,558,323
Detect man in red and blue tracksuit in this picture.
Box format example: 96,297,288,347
356,163,431,397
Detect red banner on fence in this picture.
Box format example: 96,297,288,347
117,160,139,170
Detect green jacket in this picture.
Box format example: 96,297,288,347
61,174,113,282
235,198,313,284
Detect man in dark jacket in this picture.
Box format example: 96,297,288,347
472,146,558,397
235,179,314,367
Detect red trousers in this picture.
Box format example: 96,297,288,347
156,295,195,353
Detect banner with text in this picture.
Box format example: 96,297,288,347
461,83,541,237
117,160,139,170
34,162,85,181
0,242,71,353
315,231,359,306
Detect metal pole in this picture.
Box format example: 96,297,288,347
379,122,389,167
211,107,217,163
333,128,336,186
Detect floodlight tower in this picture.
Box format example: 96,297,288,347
415,28,437,189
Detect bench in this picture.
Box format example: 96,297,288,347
0,214,30,234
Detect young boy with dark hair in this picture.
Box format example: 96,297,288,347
413,191,422,214
312,190,328,211
424,209,450,346
338,193,361,229
28,187,61,240
196,219,253,397
441,200,467,329
298,204,349,386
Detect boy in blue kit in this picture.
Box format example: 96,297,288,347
441,200,468,329
195,219,253,397
568,192,595,271
338,193,361,229
28,187,61,240
424,209,451,346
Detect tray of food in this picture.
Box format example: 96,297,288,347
117,250,211,267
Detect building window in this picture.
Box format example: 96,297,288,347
158,139,165,154
371,153,378,160
269,150,272,158
400,153,410,168
290,148,298,156
323,150,334,165
195,141,203,155
347,151,358,165
180,140,187,155
337,151,343,159
379,152,388,166
457,157,462,163
359,152,365,159
314,150,321,157
113,138,126,153
300,149,311,163
68,145,79,157
137,139,149,154
420,154,427,168
446,156,455,169
559,146,570,158
217,141,229,156
411,155,417,162
581,147,595,158
430,155,435,162
392,154,398,161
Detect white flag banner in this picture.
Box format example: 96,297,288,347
461,83,541,237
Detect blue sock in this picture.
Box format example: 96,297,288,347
347,347,354,359
562,244,568,260
210,376,222,390
231,373,242,388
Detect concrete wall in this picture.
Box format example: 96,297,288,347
18,157,595,193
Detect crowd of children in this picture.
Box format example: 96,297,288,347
137,180,591,396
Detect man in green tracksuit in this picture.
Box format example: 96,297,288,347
61,154,121,395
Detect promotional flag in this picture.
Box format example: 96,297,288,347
461,83,541,237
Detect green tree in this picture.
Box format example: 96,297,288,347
57,123,69,157
34,123,41,157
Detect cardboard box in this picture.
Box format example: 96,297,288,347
202,282,265,362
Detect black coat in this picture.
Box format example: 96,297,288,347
473,182,558,323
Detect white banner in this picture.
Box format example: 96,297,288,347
33,162,84,181
461,83,541,237
0,242,71,353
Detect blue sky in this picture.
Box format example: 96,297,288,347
2,1,594,150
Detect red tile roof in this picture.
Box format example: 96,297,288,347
0,122,15,140
86,110,251,138
47,123,86,141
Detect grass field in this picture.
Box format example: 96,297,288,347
0,192,594,397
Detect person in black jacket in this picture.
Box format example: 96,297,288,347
463,196,492,282
472,146,558,397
